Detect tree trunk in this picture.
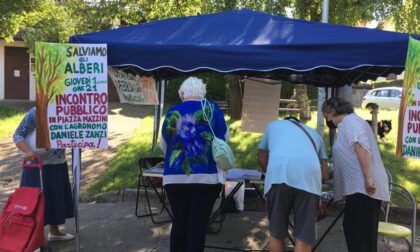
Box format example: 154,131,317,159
228,75,242,120
295,84,311,122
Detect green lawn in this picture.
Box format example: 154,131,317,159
0,105,26,139
89,116,165,193
1,104,417,202
91,108,420,204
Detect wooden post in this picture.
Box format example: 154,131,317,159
370,104,379,141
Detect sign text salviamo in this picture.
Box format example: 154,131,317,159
35,42,108,149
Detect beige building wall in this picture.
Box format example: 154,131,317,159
0,40,34,101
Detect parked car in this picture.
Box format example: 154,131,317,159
361,87,403,109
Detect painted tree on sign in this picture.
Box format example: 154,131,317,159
35,44,64,148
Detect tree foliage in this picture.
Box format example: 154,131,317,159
292,0,402,24
2,0,416,121
2,0,417,58
23,1,77,54
0,0,38,42
199,0,292,15
393,0,420,34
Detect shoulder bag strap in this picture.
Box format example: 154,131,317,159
200,99,216,137
286,118,317,153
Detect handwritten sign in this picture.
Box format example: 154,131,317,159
108,67,158,105
397,38,420,158
241,78,281,133
35,42,108,149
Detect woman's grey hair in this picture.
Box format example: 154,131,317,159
178,77,207,99
322,97,354,115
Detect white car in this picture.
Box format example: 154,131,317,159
361,87,403,109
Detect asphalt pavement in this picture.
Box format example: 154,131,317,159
5,190,413,252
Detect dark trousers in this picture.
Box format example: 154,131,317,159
343,193,382,252
165,183,222,252
21,162,74,225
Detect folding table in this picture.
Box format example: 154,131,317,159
139,166,173,223
142,168,344,251
141,167,264,232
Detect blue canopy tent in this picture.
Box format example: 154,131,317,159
69,8,418,151
67,11,419,251
70,9,417,86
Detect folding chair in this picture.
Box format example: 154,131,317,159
378,182,416,252
382,168,393,221
385,168,393,184
135,157,170,224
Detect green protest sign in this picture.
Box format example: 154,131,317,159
397,37,420,158
35,42,108,149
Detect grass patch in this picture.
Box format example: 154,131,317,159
0,105,27,139
87,107,419,203
89,116,164,194
3,101,416,201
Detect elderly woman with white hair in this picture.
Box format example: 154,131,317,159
160,76,228,252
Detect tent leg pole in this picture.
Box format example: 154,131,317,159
72,148,81,252
152,79,165,156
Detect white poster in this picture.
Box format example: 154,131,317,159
108,67,159,105
35,42,108,149
241,78,281,133
397,38,420,158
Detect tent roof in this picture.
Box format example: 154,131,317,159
70,9,419,87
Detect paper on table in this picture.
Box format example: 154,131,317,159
226,168,262,181
243,169,262,180
145,167,164,174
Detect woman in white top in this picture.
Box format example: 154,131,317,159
323,97,389,252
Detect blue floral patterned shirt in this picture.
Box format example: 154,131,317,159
13,107,66,165
160,99,228,185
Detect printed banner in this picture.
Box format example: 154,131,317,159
35,42,108,149
396,37,420,158
241,78,281,133
108,67,158,105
